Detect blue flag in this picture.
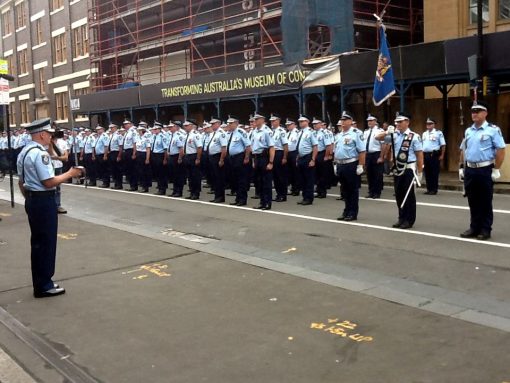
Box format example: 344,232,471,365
373,25,396,106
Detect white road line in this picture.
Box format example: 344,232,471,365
60,183,510,249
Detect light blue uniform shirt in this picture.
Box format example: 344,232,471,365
184,130,203,154
251,126,275,154
287,129,300,152
168,132,184,155
0,136,7,150
208,128,228,155
109,132,122,151
202,132,212,152
16,141,55,191
228,127,251,156
316,129,332,152
422,129,446,152
462,121,506,163
297,127,318,156
393,128,423,162
272,127,288,151
135,134,151,152
151,132,168,154
334,128,366,160
122,127,137,149
83,135,96,154
94,133,109,155
363,127,385,153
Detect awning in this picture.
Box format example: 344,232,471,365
301,57,341,88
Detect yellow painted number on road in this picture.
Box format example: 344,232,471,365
310,317,373,343
122,263,171,280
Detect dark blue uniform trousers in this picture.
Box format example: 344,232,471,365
184,154,201,197
229,153,249,203
25,193,58,293
366,151,384,196
254,154,273,207
464,166,494,234
337,161,360,218
297,154,315,202
424,151,440,193
169,154,185,195
394,169,416,225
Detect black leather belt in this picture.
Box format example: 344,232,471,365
26,190,55,197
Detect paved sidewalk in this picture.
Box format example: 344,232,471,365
0,203,509,383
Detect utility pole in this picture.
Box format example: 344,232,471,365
476,0,484,100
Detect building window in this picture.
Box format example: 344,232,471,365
38,68,46,95
2,9,12,36
500,0,510,19
53,33,67,64
20,99,30,124
51,0,64,12
55,92,68,120
8,103,16,126
73,24,88,58
15,1,26,29
7,56,15,76
35,19,43,45
17,49,28,75
469,0,489,24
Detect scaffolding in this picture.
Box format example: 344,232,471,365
88,0,423,92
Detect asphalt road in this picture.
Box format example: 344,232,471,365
0,181,510,383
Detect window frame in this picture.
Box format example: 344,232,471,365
469,0,490,24
55,92,68,121
2,9,12,36
53,33,67,64
17,49,28,75
35,19,43,45
15,1,26,30
20,99,30,125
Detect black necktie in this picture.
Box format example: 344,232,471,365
184,133,190,154
152,134,157,151
227,130,235,155
296,130,304,153
366,129,373,152
168,133,174,152
207,132,216,152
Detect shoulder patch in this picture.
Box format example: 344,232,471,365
41,153,50,165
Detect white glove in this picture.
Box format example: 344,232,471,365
387,125,395,135
356,165,364,175
458,168,464,181
417,172,423,185
492,168,501,182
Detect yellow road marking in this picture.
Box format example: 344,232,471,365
57,233,78,240
123,263,171,280
282,247,297,254
0,213,12,217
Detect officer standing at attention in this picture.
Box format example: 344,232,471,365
285,118,300,196
313,118,333,199
151,121,169,195
296,115,318,205
422,117,446,195
80,129,97,186
119,120,137,191
133,126,152,192
459,101,506,240
207,118,228,203
363,114,385,199
105,123,123,189
388,112,424,229
16,118,82,298
226,115,252,206
166,122,185,197
251,113,275,210
183,119,203,200
269,114,289,202
334,111,366,221
93,126,109,188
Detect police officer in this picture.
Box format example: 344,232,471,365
183,119,203,200
202,121,214,192
151,121,169,195
422,117,446,195
334,111,366,221
81,128,97,186
105,123,123,189
251,113,275,210
166,122,185,197
389,112,424,229
313,118,333,199
296,115,318,205
207,118,227,203
363,114,385,199
133,125,151,192
119,120,137,191
285,119,300,196
226,115,252,206
93,126,109,188
16,118,82,298
269,114,289,202
459,101,506,240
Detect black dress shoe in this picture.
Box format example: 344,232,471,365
291,191,300,196
251,195,260,199
399,222,413,229
460,229,478,238
365,194,373,199
372,194,381,199
392,221,403,228
261,205,271,211
88,182,97,187
210,198,225,203
344,216,357,221
429,191,438,195
140,188,149,193
423,191,431,195
190,195,199,200
253,205,264,209
185,195,193,199
274,197,286,202
155,190,166,196
237,201,247,206
300,200,313,206
99,184,109,188
336,196,344,201
230,201,239,205
337,216,346,221
227,192,236,196
477,232,491,240
34,287,66,298
207,191,215,194
128,187,137,192
315,194,327,199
